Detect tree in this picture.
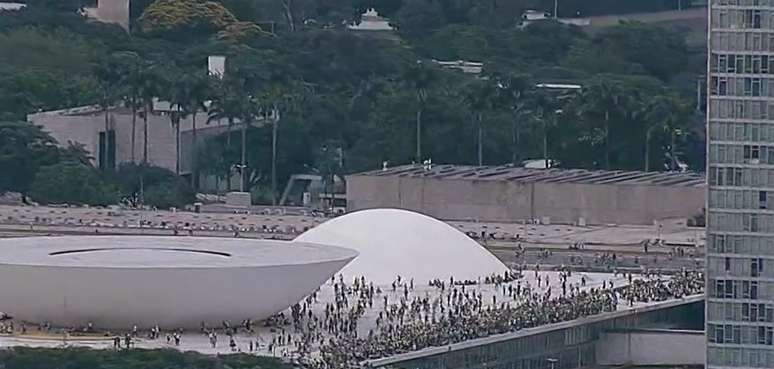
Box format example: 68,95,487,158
114,51,146,164
28,162,119,206
207,72,252,191
137,0,239,38
94,53,126,171
260,83,297,205
529,88,563,169
562,22,688,81
638,94,691,171
137,63,163,165
0,347,295,369
392,0,446,38
114,163,195,208
574,76,631,170
159,65,191,175
403,61,437,162
499,74,532,165
197,136,233,194
0,121,61,196
462,78,499,166
180,70,211,190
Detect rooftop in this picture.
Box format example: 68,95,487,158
0,236,357,268
365,294,704,367
0,2,25,11
351,164,706,187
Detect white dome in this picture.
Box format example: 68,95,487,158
294,209,508,284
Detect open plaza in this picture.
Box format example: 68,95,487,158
0,204,705,369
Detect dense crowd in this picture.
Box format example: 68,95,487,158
0,268,703,369
292,269,703,369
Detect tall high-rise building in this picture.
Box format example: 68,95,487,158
707,1,774,368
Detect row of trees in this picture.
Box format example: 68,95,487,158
0,347,291,369
95,49,298,204
94,51,696,207
0,1,705,207
0,121,194,208
403,67,695,172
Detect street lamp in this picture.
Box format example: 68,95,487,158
554,0,559,19
232,163,247,192
543,109,562,170
547,357,558,369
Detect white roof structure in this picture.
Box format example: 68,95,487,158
0,236,357,328
348,8,394,31
0,2,25,11
295,209,509,284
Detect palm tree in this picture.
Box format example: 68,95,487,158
261,83,295,205
404,61,437,163
500,74,532,165
463,79,499,166
529,89,560,169
575,77,629,170
138,64,162,165
638,94,690,171
182,72,210,189
208,74,249,190
160,66,191,175
114,51,144,164
94,54,124,171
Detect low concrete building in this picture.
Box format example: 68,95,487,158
346,164,706,226
83,0,130,30
28,105,234,176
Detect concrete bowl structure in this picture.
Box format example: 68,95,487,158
0,236,357,329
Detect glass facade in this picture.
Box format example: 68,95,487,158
709,1,774,368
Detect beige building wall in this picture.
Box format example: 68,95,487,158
28,107,231,175
346,174,705,225
97,0,130,30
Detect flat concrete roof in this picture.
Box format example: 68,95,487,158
364,294,704,367
0,236,357,268
352,164,706,187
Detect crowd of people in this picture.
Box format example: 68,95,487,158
0,206,707,369
0,267,703,369
291,269,703,369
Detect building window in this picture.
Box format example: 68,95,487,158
753,78,762,96
744,145,761,163
744,213,760,232
743,280,751,298
759,326,767,345
752,258,764,277
760,191,768,209
754,55,762,73
720,54,728,72
754,10,762,29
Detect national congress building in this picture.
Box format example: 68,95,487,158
708,1,774,368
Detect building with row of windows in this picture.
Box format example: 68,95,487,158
708,1,774,368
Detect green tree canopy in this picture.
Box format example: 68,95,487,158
28,161,119,206
137,0,240,38
0,121,64,194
